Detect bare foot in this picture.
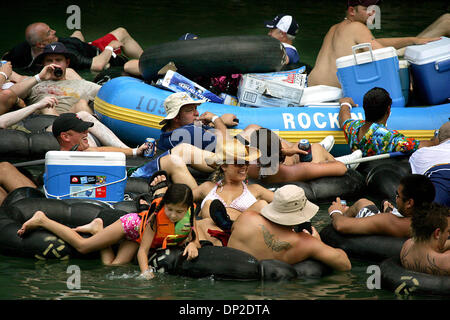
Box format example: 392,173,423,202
73,218,104,235
382,200,394,213
17,211,47,237
150,175,167,194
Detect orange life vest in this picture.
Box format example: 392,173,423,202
134,197,193,249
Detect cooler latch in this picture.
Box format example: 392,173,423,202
435,56,450,72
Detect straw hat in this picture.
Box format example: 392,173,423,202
159,92,206,125
260,185,319,226
212,139,261,165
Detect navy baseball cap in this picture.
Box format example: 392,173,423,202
264,14,299,36
179,33,199,40
34,42,75,65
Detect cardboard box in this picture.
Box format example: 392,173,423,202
158,70,224,104
237,70,306,108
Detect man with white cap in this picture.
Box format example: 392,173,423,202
265,14,300,65
228,185,351,271
308,0,441,87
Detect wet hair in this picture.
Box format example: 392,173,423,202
411,203,450,243
362,87,392,122
249,128,285,166
400,174,435,208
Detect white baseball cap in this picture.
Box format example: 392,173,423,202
264,14,299,36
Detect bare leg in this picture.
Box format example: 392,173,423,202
0,186,7,205
417,13,450,38
196,218,223,246
159,154,199,190
124,59,141,76
70,30,85,42
18,211,126,255
0,162,36,192
343,198,375,217
398,13,450,56
311,143,336,163
169,143,215,172
110,27,143,59
0,89,18,116
263,160,347,184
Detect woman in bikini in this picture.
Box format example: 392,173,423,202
192,139,274,246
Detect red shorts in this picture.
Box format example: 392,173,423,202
89,33,122,55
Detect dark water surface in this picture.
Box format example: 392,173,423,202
1,0,449,302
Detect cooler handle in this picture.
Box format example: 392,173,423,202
352,43,374,65
435,56,450,73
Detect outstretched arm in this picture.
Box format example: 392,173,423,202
301,229,351,271
137,219,156,279
87,143,147,156
377,36,441,49
0,96,57,129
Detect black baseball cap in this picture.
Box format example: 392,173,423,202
34,42,75,65
52,113,94,137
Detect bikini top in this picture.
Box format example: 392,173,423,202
200,181,257,212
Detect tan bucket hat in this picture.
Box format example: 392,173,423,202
260,185,319,226
159,92,207,125
213,139,261,165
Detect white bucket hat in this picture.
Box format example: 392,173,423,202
159,92,206,125
260,185,318,226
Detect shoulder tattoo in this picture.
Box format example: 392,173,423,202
260,224,292,252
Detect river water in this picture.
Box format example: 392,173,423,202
1,0,449,305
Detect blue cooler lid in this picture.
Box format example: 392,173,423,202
404,37,450,65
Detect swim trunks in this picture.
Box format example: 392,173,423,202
356,204,404,218
89,33,122,55
120,213,142,240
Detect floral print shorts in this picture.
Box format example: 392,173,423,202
119,213,142,241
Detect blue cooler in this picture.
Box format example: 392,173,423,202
44,151,127,203
404,37,450,105
336,43,405,107
399,60,410,105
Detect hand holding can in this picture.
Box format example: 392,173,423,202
143,138,156,158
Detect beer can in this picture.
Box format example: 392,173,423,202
340,200,347,206
143,138,156,158
298,139,312,162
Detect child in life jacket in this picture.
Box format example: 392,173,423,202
136,182,200,280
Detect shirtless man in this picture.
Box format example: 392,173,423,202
228,184,351,271
308,0,443,87
400,203,450,276
328,174,436,237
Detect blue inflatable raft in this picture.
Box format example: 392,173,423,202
94,76,449,156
